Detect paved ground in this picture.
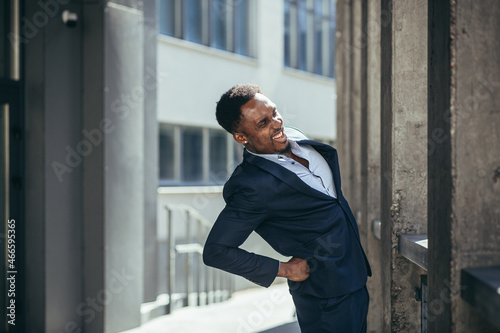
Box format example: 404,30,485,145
121,283,300,333
259,322,301,333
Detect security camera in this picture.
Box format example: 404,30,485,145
62,10,78,28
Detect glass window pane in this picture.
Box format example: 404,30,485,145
284,0,291,67
234,0,249,56
284,0,335,77
159,0,176,36
297,0,307,71
289,1,299,68
313,0,323,75
184,0,203,44
159,125,175,182
329,0,336,78
209,130,227,183
181,127,203,182
210,0,227,50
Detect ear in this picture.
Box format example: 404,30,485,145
233,132,248,145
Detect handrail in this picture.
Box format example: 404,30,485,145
163,204,233,314
164,203,212,228
398,234,428,271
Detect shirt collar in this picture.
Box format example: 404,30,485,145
246,140,305,161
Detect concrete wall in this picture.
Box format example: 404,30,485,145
380,0,428,331
363,0,383,331
339,0,428,331
157,0,336,141
428,1,500,332
339,0,500,331
336,2,387,332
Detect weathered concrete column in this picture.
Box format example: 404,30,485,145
380,0,428,331
336,0,352,191
336,0,367,248
337,1,384,331
348,0,363,239
428,1,500,332
362,0,383,331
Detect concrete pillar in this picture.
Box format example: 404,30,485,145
143,0,159,304
348,0,363,239
24,0,85,331
82,2,149,332
362,0,383,331
337,1,384,331
336,0,352,189
380,0,428,331
428,1,500,332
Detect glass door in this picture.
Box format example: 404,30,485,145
0,103,9,332
0,83,23,333
1,0,23,330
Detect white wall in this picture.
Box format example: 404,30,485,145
157,0,336,141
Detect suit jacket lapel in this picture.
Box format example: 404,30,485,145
243,148,332,201
299,140,364,241
296,140,342,197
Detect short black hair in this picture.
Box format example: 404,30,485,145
216,84,263,134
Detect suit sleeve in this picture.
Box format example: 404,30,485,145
202,186,280,288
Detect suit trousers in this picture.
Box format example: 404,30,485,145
290,286,369,333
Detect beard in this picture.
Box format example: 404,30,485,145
276,141,292,155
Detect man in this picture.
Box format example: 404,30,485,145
203,84,371,332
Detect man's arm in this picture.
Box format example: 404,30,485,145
203,198,279,287
203,186,310,287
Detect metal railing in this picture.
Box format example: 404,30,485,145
163,204,233,314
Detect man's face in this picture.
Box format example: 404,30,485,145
234,93,290,154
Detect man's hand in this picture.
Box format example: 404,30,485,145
277,257,310,281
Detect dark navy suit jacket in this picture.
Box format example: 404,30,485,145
203,140,371,298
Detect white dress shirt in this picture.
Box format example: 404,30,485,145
248,140,337,198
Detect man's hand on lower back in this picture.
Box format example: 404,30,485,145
277,257,310,281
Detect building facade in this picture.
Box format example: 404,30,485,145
157,0,337,188
1,0,339,332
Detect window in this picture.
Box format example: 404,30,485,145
159,124,242,186
159,0,253,57
209,129,228,183
159,124,175,180
181,127,203,182
284,0,336,78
